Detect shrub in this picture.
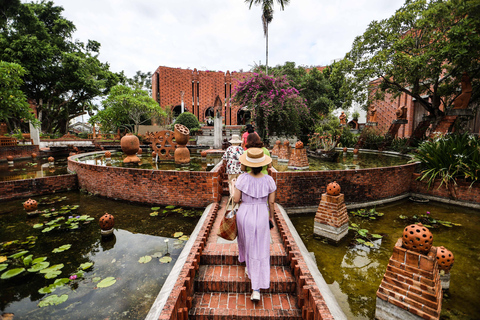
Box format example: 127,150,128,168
174,112,200,131
361,127,384,150
339,128,357,148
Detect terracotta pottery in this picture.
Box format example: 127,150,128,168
402,223,433,254
295,141,304,149
31,153,37,159
174,124,190,145
201,150,208,157
436,246,454,272
104,151,111,158
120,133,140,163
284,140,290,147
48,156,54,163
343,147,347,152
137,147,143,154
6,155,13,161
326,181,341,196
23,198,38,212
99,213,115,230
152,151,157,157
353,148,359,155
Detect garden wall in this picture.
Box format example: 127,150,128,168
0,145,39,161
271,163,417,207
0,174,78,201
411,178,480,204
68,154,223,208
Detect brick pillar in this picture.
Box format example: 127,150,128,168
287,142,309,170
375,238,442,320
313,192,349,242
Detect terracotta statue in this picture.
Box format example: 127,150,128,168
396,105,407,120
369,106,377,123
453,72,472,109
339,112,347,125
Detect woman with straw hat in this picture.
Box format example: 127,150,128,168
222,134,244,194
233,148,277,302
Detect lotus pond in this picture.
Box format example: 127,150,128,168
0,157,69,182
0,191,202,319
290,199,480,319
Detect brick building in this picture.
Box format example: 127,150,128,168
151,66,253,125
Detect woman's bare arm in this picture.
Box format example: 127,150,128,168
268,191,276,220
233,186,242,204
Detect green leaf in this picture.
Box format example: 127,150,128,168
350,223,358,228
38,286,55,294
42,226,56,233
96,277,116,288
365,242,375,247
0,264,8,272
371,234,383,239
52,244,71,253
32,257,47,264
40,264,64,273
23,254,33,266
159,256,172,263
151,207,160,211
150,212,158,217
38,294,68,307
92,277,101,282
9,250,29,259
165,205,175,209
356,239,365,244
28,262,50,272
54,278,70,286
399,215,407,219
79,262,93,270
358,229,369,237
138,256,152,264
33,223,44,229
44,271,62,279
173,232,183,238
1,267,25,279
178,235,189,241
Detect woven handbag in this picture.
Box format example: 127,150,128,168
217,197,238,241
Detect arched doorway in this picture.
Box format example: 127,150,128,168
237,108,251,125
205,107,214,126
172,105,182,118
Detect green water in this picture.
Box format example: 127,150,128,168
0,191,202,319
289,199,480,319
75,150,220,171
0,157,69,182
274,152,410,171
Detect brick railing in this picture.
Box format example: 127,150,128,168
0,136,17,146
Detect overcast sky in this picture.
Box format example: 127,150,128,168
35,0,406,78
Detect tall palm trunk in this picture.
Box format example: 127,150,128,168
266,25,269,75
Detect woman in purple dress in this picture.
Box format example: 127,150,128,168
233,148,276,302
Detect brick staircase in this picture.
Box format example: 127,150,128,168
188,197,303,319
429,115,457,137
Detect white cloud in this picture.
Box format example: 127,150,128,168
24,0,405,77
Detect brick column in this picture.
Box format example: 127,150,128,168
313,192,349,242
375,238,442,320
287,142,309,170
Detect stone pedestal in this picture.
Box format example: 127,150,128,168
213,117,222,149
287,148,309,170
313,193,349,242
393,119,408,124
440,272,450,290
29,121,40,145
375,239,442,320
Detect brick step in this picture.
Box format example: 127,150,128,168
195,265,296,293
200,250,288,267
189,292,302,319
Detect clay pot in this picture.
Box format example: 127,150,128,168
402,223,433,254
6,155,13,161
201,150,208,157
48,156,54,163
295,141,304,149
104,151,111,158
31,153,37,159
436,246,454,272
326,181,341,196
120,133,140,163
283,140,290,147
99,213,115,230
343,147,347,152
174,124,190,145
353,149,359,155
137,147,142,154
23,198,38,212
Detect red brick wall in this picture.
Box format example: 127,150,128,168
0,174,78,201
270,163,417,207
0,145,39,161
411,177,480,203
68,158,223,208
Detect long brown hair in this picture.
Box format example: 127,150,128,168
245,132,264,149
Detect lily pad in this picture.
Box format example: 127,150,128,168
79,262,93,270
33,223,44,229
0,256,6,263
150,212,158,217
96,277,116,288
178,235,189,241
165,205,175,209
0,264,8,272
92,277,101,282
1,267,25,279
356,239,365,244
44,271,62,279
38,294,68,307
28,261,50,272
173,232,183,238
371,234,383,239
9,250,29,259
159,256,172,263
23,254,33,266
32,257,47,264
138,256,152,264
151,252,163,258
40,264,64,274
151,207,160,211
52,244,71,253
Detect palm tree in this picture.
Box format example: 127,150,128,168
245,0,290,75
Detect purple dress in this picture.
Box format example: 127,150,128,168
235,173,277,290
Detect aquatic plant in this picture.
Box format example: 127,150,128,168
348,223,383,248
349,207,384,220
398,211,461,228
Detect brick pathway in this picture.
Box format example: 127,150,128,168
189,196,302,319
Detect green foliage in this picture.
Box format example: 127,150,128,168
348,223,383,248
0,61,36,125
96,276,116,288
361,127,384,150
341,0,480,120
38,294,68,307
308,132,338,151
399,211,461,229
411,133,480,188
350,207,384,220
339,128,357,148
92,85,164,134
0,1,121,134
174,112,200,131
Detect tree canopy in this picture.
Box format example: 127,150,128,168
342,0,480,123
91,85,165,134
0,0,121,134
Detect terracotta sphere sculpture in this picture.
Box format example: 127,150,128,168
326,181,341,196
402,223,433,254
436,246,454,272
99,213,115,230
23,198,38,212
7,155,13,161
295,141,304,149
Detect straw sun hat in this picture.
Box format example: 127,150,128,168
239,148,272,168
229,134,242,144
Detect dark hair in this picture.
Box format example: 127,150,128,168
246,124,254,133
251,166,263,174
246,132,263,148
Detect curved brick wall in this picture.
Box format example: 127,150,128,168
0,174,77,201
68,154,223,208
